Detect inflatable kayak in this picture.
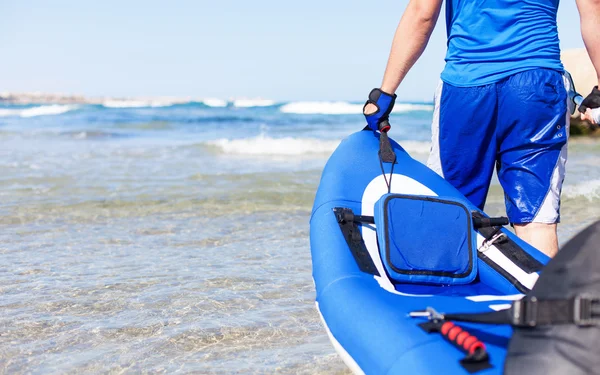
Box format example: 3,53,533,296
310,129,572,374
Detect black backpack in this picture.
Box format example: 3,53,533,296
504,220,600,374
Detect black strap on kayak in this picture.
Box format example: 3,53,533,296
471,212,543,294
411,296,600,328
363,120,396,191
335,209,374,225
361,120,396,164
336,210,509,233
443,296,600,328
377,126,397,194
378,120,396,164
472,215,509,229
472,212,543,274
333,207,379,276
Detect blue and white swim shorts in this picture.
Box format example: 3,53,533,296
427,68,572,224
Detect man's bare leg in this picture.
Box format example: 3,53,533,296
514,223,558,258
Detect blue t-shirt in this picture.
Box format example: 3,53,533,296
441,0,564,87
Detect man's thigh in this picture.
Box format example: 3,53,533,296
496,69,568,224
427,81,498,210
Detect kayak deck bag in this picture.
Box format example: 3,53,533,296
374,194,478,285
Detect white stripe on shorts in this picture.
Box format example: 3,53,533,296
531,73,571,223
427,80,445,178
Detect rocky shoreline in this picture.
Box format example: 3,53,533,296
0,92,196,106
1,92,103,105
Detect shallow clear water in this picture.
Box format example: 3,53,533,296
1,102,598,373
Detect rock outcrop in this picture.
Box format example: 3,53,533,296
562,48,598,95
562,48,599,136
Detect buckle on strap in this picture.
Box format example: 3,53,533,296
478,232,507,253
511,296,600,327
573,296,599,327
511,297,539,327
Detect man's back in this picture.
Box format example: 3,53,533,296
442,0,563,87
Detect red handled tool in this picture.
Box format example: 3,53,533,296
409,307,492,373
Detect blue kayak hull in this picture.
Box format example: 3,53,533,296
310,131,549,374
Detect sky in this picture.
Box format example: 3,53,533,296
0,0,588,102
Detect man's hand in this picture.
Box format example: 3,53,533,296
581,107,600,125
579,86,600,110
363,88,397,132
579,86,600,125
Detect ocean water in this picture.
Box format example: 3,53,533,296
1,100,599,374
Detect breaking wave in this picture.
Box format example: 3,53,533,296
395,103,434,112
279,101,433,115
232,99,276,108
204,136,431,156
206,135,339,156
202,99,228,108
563,179,600,200
0,105,78,118
280,102,363,115
102,100,178,108
398,140,431,154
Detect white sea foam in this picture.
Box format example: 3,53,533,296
0,108,26,117
398,140,431,154
207,135,340,156
563,179,600,200
280,101,363,115
232,99,276,108
202,98,228,107
279,101,434,115
0,105,77,118
207,135,431,157
395,103,434,112
102,100,176,108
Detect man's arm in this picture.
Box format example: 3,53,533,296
363,0,443,131
576,0,600,88
380,0,443,94
576,0,600,124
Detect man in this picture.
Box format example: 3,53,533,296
364,0,600,257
